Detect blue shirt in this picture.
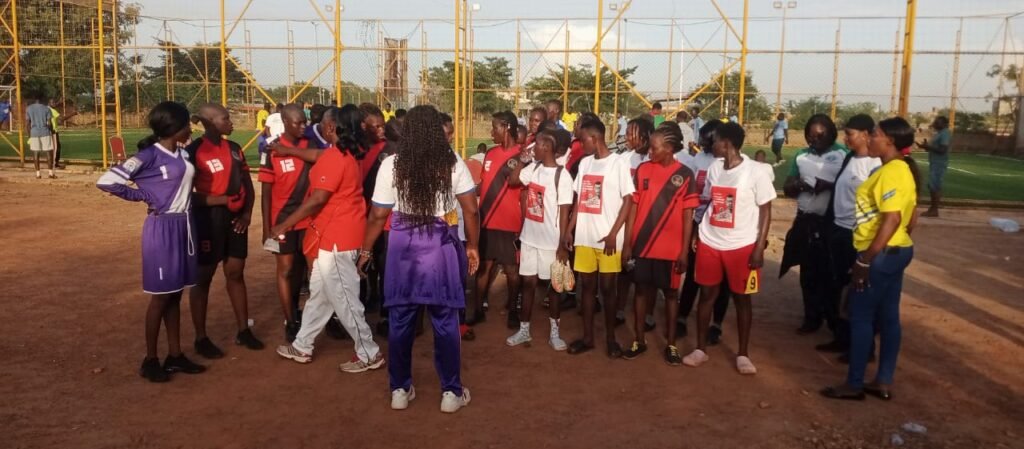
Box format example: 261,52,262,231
929,129,951,164
772,120,788,140
691,117,705,135
26,103,53,138
0,101,10,118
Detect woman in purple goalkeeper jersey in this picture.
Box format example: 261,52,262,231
97,101,207,383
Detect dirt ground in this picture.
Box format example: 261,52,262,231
1,171,1022,449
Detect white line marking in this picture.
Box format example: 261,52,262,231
977,154,1024,163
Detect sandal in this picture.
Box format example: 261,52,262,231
820,385,866,401
606,341,623,359
864,383,892,401
567,339,594,355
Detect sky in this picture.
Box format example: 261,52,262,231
128,0,1024,114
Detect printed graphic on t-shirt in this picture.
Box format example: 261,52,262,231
579,174,604,214
709,185,737,228
526,183,546,222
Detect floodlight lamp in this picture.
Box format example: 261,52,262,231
787,1,797,8
773,1,782,9
610,3,618,10
472,3,481,11
325,5,333,12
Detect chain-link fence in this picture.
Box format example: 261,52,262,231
2,1,1023,161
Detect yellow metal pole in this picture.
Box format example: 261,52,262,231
897,0,917,117
593,0,603,114
94,19,101,116
469,25,474,133
134,20,141,127
461,2,468,151
889,23,900,114
666,19,674,104
97,0,108,167
829,19,841,121
563,20,569,111
949,18,962,133
737,0,749,124
334,0,341,105
720,28,726,116
11,0,24,163
420,21,426,106
454,0,461,155
59,0,66,106
112,0,122,136
774,5,787,115
163,23,171,101
220,0,228,106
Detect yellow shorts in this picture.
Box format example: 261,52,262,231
573,246,622,274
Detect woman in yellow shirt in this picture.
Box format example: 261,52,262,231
822,117,917,401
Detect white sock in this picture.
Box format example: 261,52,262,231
36,170,40,176
520,322,530,332
48,169,54,176
549,318,559,330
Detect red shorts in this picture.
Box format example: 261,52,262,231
694,241,760,295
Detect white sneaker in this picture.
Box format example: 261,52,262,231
391,386,416,410
440,388,471,413
736,356,758,375
339,353,386,373
276,345,312,364
506,328,532,346
549,333,567,351
682,349,709,367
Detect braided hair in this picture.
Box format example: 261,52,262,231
626,117,654,153
394,105,457,228
653,121,685,154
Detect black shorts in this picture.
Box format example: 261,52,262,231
632,257,682,291
480,229,519,266
278,228,306,256
194,206,248,266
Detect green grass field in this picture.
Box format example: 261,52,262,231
6,129,1022,202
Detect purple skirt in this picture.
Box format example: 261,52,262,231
384,212,467,308
141,213,197,294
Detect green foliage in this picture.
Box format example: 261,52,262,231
687,71,771,122
424,57,514,114
262,82,377,106
7,2,139,106
524,64,645,116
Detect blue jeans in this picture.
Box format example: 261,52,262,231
846,246,913,388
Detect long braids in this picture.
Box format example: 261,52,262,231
394,105,456,228
626,117,654,153
654,121,685,153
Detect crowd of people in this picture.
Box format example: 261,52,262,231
97,96,932,412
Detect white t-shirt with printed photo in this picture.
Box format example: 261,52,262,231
674,151,697,172
699,154,777,251
519,164,575,250
372,154,477,217
833,156,881,230
573,153,635,250
627,151,649,177
690,151,719,223
264,113,285,140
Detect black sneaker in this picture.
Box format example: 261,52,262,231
376,319,390,337
139,357,169,383
644,317,656,332
235,328,265,350
558,295,577,311
707,326,722,346
194,337,224,359
325,316,349,340
838,352,876,364
285,320,300,343
664,345,682,366
815,340,846,353
163,354,206,374
621,341,647,360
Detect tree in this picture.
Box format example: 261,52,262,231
986,64,1022,134
6,1,140,106
263,81,377,106
687,70,771,123
783,96,832,130
524,63,645,116
140,40,248,107
424,57,513,114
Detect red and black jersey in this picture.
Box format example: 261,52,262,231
258,136,315,229
630,160,700,261
566,139,585,178
479,144,524,232
186,137,248,197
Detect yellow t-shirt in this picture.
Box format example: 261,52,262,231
852,159,916,251
256,110,269,131
383,110,396,123
562,112,579,131
49,107,60,131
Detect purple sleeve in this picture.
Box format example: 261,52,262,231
96,149,153,202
